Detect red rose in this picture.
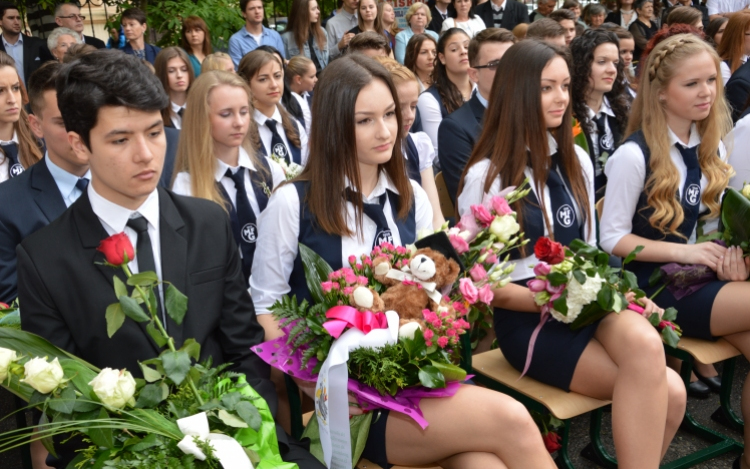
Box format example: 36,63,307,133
543,431,562,453
97,233,135,266
0,302,8,309
534,237,565,265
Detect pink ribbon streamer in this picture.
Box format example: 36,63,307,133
627,303,644,314
519,308,550,380
322,305,388,338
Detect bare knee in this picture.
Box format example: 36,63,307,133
615,319,665,371
666,369,687,420
488,395,541,444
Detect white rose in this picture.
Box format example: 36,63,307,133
22,357,64,394
0,347,18,382
89,368,136,409
742,183,750,199
489,216,520,243
398,322,422,340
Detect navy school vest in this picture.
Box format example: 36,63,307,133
424,86,449,119
583,113,622,199
404,134,422,185
260,118,303,165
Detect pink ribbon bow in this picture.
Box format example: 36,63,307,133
322,305,389,338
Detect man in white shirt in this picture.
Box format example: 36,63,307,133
326,0,358,58
707,0,750,18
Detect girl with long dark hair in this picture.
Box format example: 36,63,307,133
282,0,329,72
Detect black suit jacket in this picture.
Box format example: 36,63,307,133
428,5,449,34
475,0,529,31
725,59,750,122
83,35,106,49
437,93,485,205
0,34,54,86
159,126,180,189
0,158,67,303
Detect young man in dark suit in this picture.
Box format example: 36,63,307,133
474,0,529,32
438,28,514,204
428,0,451,34
17,50,323,469
54,3,107,49
0,3,54,86
0,62,89,304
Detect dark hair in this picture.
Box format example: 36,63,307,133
548,9,577,23
348,31,391,55
154,47,195,127
562,0,580,8
527,18,566,40
121,7,147,25
432,28,470,114
449,0,475,19
404,33,437,73
468,28,516,66
253,45,306,125
56,49,169,149
288,0,327,53
296,54,413,236
240,0,263,12
706,16,728,48
599,23,634,40
459,40,590,245
357,0,386,35
570,30,628,143
181,16,213,57
583,3,606,25
0,2,17,20
63,43,97,63
666,6,703,28
28,62,62,116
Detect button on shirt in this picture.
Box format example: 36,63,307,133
45,155,90,207
325,10,358,58
2,34,24,84
0,132,18,184
170,101,185,130
254,108,310,166
228,26,286,68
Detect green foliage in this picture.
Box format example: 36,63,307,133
271,295,332,370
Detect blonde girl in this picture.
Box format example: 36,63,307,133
202,52,235,73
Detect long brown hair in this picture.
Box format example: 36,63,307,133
0,53,41,169
357,0,385,35
432,28,470,114
296,55,413,237
459,40,591,243
717,11,750,75
180,16,212,57
288,0,327,54
154,47,195,127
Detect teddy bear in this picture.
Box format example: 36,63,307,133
348,285,385,313
373,247,461,325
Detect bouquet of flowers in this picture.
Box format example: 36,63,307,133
269,154,303,181
524,237,681,376
0,234,294,469
0,300,19,329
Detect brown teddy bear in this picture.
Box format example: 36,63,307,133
348,285,385,313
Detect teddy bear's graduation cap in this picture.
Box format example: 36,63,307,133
414,231,466,273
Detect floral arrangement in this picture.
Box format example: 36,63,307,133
572,118,590,155
0,234,294,469
270,154,303,181
0,300,19,329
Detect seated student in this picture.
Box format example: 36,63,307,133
17,49,323,469
439,28,515,204
202,52,236,73
404,33,437,93
549,8,578,46
250,53,558,469
0,53,43,183
256,45,308,130
562,0,589,29
238,50,309,165
526,18,567,47
172,71,286,285
286,56,317,135
600,34,750,468
121,7,161,64
347,31,391,57
457,39,686,469
154,47,195,130
570,29,629,200
0,62,88,304
605,0,638,28
603,24,637,98
348,0,387,39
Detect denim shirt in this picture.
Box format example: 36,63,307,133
281,30,329,70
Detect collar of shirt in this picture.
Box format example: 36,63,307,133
253,107,283,126
345,171,399,203
0,131,19,146
2,34,22,47
88,183,160,235
585,96,615,120
668,122,701,149
491,0,505,12
546,131,558,156
170,101,185,114
435,5,448,16
242,25,271,38
214,146,258,181
45,153,90,200
339,9,357,22
476,89,489,108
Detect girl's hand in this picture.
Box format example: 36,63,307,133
349,392,365,416
681,242,727,271
626,292,664,319
716,246,750,281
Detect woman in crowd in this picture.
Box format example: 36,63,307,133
349,0,386,39
605,0,638,28
665,6,705,32
395,2,439,64
239,50,308,166
571,29,629,200
440,0,485,39
404,33,438,92
457,39,686,469
286,56,317,135
251,53,558,469
583,3,607,29
282,0,329,73
563,0,588,29
600,34,750,468
47,27,81,62
706,16,728,49
171,70,285,284
417,28,472,151
181,16,212,77
256,45,307,130
154,47,195,129
610,25,637,97
629,0,658,64
202,52,235,73
380,2,399,52
717,11,750,85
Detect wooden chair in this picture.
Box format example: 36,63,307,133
434,172,455,220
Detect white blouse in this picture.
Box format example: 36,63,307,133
457,133,596,282
250,172,434,314
727,112,750,190
720,56,748,86
417,83,477,152
254,108,310,166
404,131,437,173
440,16,486,38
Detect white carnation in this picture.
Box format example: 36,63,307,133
89,368,136,409
0,347,17,382
549,273,604,324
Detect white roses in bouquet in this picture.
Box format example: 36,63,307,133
89,368,137,409
550,273,604,324
0,347,17,382
22,357,64,394
489,215,520,243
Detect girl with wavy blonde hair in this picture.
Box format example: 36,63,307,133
601,36,750,465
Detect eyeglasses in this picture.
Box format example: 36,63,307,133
57,14,85,20
474,60,501,71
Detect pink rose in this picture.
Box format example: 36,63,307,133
478,284,494,304
321,281,334,293
459,278,479,304
550,291,562,302
348,255,357,265
437,336,449,348
447,328,456,337
471,205,494,227
343,286,354,295
357,276,368,285
457,212,481,240
485,253,498,264
423,329,434,340
469,264,488,282
546,283,565,294
491,196,513,216
533,262,551,277
527,278,548,293
432,319,442,328
449,234,470,254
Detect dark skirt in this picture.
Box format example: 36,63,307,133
361,409,390,468
494,307,600,392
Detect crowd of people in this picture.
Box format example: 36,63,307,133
3,0,750,468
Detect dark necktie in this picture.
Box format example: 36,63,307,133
265,119,291,164
547,154,580,246
347,189,394,250
177,107,185,119
223,168,258,284
2,142,21,178
126,215,166,329
593,114,614,157
75,177,89,193
676,143,702,223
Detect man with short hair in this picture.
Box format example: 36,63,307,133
326,0,358,58
549,8,577,45
229,0,286,67
121,7,161,64
526,18,566,47
438,28,516,203
54,3,106,49
530,0,556,22
661,0,708,26
0,2,54,86
347,31,390,57
428,0,452,33
474,0,529,32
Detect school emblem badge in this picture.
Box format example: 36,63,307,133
9,163,23,177
556,204,575,228
241,223,257,243
685,184,700,206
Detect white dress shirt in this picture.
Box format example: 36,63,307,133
707,0,750,15
254,108,309,166
291,91,312,135
417,83,477,151
404,131,436,173
45,154,91,207
720,55,748,85
600,123,725,254
171,146,287,215
0,131,19,184
250,173,434,314
440,16,487,38
585,96,616,171
170,101,185,130
458,132,596,282
325,9,358,58
727,112,750,190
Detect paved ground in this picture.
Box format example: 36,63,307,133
0,360,747,469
